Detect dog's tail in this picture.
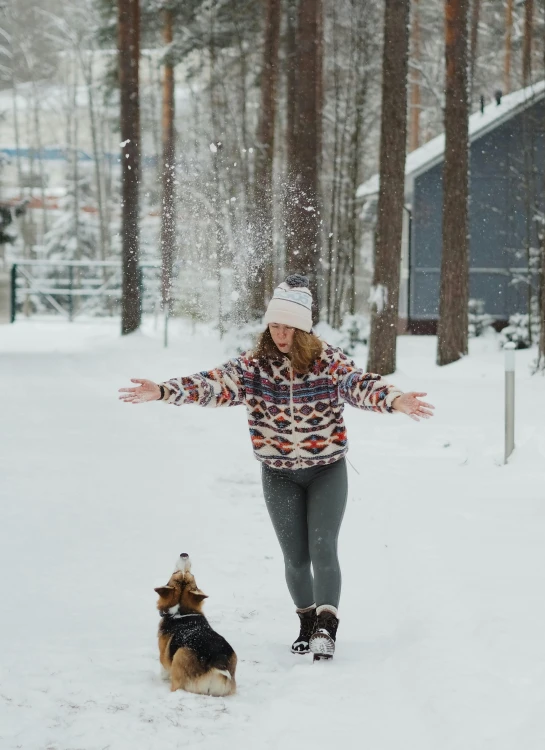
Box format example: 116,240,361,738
196,667,235,697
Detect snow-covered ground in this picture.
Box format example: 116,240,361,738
1,318,544,750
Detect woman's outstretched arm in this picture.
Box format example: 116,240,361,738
118,358,246,408
330,348,434,421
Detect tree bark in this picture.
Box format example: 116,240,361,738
437,0,470,367
539,1,545,371
161,7,176,314
285,0,299,271
79,49,109,264
538,229,545,370
409,0,421,152
326,3,340,325
504,0,513,94
347,2,367,316
366,0,410,376
285,0,322,311
522,0,534,87
469,0,481,101
118,0,141,335
250,0,281,317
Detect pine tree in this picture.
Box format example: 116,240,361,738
437,0,470,366
523,0,534,86
504,0,514,93
160,5,176,316
249,0,281,317
469,0,481,101
118,0,141,335
285,0,323,310
538,234,545,370
366,0,410,375
409,0,421,152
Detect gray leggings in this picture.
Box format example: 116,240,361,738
261,458,348,609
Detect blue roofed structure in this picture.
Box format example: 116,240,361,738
357,81,545,333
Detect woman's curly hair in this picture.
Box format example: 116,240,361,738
252,327,323,374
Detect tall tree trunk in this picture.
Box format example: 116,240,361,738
250,0,281,317
284,0,299,271
11,80,23,192
315,0,323,183
469,0,481,101
504,0,514,94
332,33,358,328
326,3,340,325
347,2,368,316
366,0,410,376
161,8,176,315
118,0,141,335
79,49,109,264
145,52,161,176
72,63,80,261
539,1,545,371
437,0,470,367
409,0,421,152
539,226,545,370
523,0,534,86
285,0,323,311
20,46,49,240
233,15,251,219
209,19,225,339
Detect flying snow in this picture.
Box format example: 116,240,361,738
369,284,389,314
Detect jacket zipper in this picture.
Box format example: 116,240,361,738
289,362,302,468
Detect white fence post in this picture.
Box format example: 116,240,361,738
504,342,516,464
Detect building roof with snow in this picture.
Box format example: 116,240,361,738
357,79,545,200
361,80,545,332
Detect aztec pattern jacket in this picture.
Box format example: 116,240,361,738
159,342,404,470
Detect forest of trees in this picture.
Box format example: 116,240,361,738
1,0,545,370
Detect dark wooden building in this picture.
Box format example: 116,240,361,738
358,81,545,333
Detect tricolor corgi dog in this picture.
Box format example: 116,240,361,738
154,553,237,697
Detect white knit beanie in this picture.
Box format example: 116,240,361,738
264,274,313,332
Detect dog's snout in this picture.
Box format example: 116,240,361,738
175,553,192,573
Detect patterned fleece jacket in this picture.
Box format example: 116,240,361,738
159,342,404,470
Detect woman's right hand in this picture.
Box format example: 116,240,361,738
118,378,162,404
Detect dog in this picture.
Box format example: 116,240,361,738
154,553,237,697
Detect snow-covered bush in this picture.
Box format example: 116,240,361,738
313,314,370,353
468,298,494,338
500,307,540,349
337,314,370,354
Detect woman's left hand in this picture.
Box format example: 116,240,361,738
391,392,435,422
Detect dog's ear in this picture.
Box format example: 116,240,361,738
154,586,175,598
188,587,208,602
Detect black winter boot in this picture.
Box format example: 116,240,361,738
309,606,339,660
291,604,317,654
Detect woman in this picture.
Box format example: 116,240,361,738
119,275,434,660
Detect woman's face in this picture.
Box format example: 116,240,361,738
269,323,295,353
